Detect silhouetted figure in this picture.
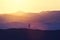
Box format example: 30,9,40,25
28,24,30,29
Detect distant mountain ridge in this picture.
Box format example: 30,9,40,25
0,11,60,30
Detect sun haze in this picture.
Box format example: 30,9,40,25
0,0,60,13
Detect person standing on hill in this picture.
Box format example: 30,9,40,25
28,24,30,29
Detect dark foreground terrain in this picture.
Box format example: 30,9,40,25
0,28,60,40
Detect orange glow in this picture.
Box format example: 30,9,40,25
0,0,60,13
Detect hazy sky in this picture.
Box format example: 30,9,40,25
0,0,60,13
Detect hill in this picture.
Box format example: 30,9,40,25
0,29,60,40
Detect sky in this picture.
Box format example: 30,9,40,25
0,0,60,13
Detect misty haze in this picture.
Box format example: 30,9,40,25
0,11,60,30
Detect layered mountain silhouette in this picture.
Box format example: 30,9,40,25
0,11,60,40
0,11,60,30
